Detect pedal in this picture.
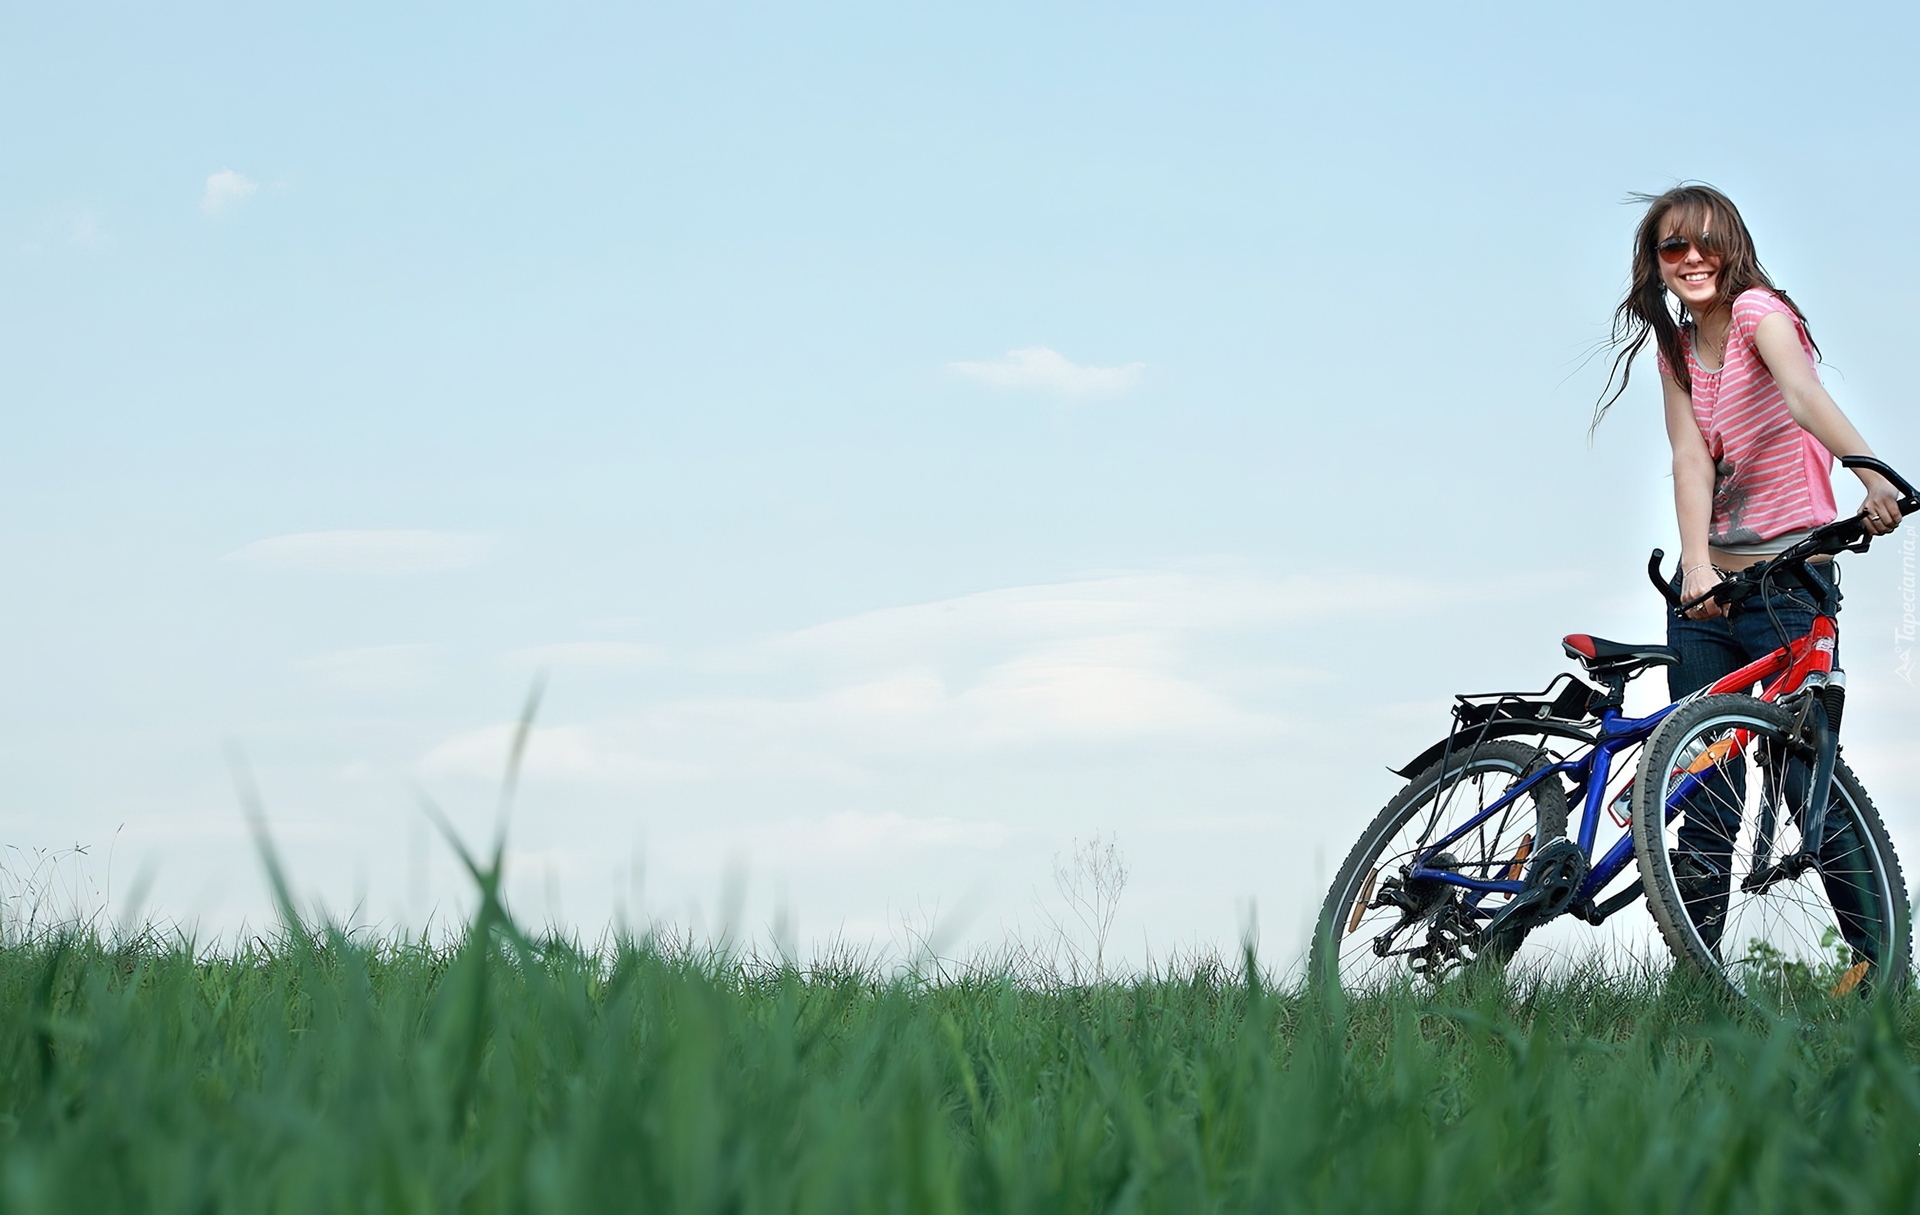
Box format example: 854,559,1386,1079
1481,838,1589,943
1740,850,1818,895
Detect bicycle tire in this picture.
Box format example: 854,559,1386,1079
1313,740,1569,993
1630,693,1911,1014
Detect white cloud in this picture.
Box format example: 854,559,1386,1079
416,571,1362,790
953,634,1246,738
225,530,491,574
294,645,440,694
202,169,259,216
946,347,1145,398
417,566,1583,793
417,722,707,786
509,642,665,670
766,569,1427,668
699,811,1020,868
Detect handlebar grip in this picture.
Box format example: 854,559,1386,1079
1841,455,1920,503
1647,549,1682,609
1652,547,1735,617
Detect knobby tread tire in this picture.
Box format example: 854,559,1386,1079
1630,693,1911,1009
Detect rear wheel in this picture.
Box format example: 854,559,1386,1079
1313,740,1569,994
1631,694,1910,1016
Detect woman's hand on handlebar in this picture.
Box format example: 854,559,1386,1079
1681,562,1727,620
1857,469,1905,536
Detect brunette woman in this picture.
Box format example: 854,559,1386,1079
1597,183,1903,949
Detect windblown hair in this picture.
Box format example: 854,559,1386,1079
1593,183,1814,428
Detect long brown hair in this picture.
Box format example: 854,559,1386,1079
1593,184,1815,427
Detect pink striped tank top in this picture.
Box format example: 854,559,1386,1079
1660,288,1838,547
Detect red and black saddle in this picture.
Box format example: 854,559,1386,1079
1561,634,1678,680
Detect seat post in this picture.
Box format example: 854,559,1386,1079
1591,673,1628,715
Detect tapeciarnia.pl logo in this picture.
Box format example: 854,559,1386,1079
1897,524,1916,685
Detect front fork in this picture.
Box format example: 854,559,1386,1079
1795,670,1846,863
1731,670,1845,894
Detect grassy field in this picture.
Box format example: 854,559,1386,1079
4,900,1920,1214
5,754,1917,1214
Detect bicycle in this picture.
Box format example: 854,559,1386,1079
1313,456,1919,1015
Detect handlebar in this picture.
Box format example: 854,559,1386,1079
1842,454,1920,502
1647,456,1920,616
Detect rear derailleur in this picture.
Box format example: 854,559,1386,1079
1367,840,1589,977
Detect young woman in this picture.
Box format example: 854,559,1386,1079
1597,183,1903,947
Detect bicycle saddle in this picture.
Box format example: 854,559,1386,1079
1562,634,1678,677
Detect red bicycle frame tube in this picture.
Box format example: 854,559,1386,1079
1701,613,1837,701
1670,614,1838,777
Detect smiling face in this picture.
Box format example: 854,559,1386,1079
1655,206,1724,315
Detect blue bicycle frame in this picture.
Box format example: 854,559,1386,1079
1405,702,1684,911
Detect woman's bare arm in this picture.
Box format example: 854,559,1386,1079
1663,370,1725,618
1753,311,1903,534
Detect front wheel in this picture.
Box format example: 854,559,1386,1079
1631,693,1911,1015
1313,740,1569,994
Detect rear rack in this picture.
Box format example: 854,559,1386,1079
1453,672,1600,730
1391,672,1600,779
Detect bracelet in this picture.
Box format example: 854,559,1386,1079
1682,563,1717,577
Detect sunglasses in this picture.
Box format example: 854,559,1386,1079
1656,232,1720,265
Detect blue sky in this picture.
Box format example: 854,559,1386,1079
5,1,1917,963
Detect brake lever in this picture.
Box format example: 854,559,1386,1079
1678,581,1737,618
